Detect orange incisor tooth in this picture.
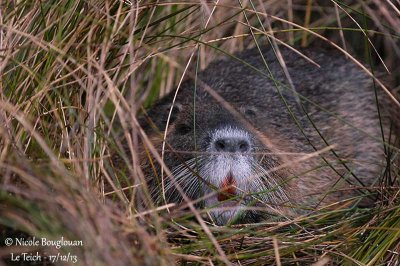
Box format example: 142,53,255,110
217,173,237,202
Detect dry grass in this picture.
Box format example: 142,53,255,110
1,1,399,265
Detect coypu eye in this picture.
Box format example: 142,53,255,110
244,108,257,117
175,123,191,135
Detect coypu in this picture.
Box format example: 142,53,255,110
136,46,399,225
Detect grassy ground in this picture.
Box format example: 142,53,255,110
0,1,399,265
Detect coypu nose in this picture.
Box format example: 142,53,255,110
211,127,252,153
214,138,250,153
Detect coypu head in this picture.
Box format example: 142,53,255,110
146,92,290,225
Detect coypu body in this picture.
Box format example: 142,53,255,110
140,46,399,225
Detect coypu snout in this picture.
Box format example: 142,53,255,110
158,122,288,225
202,127,255,224
198,126,287,225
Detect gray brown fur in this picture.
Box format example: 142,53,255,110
139,46,399,225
